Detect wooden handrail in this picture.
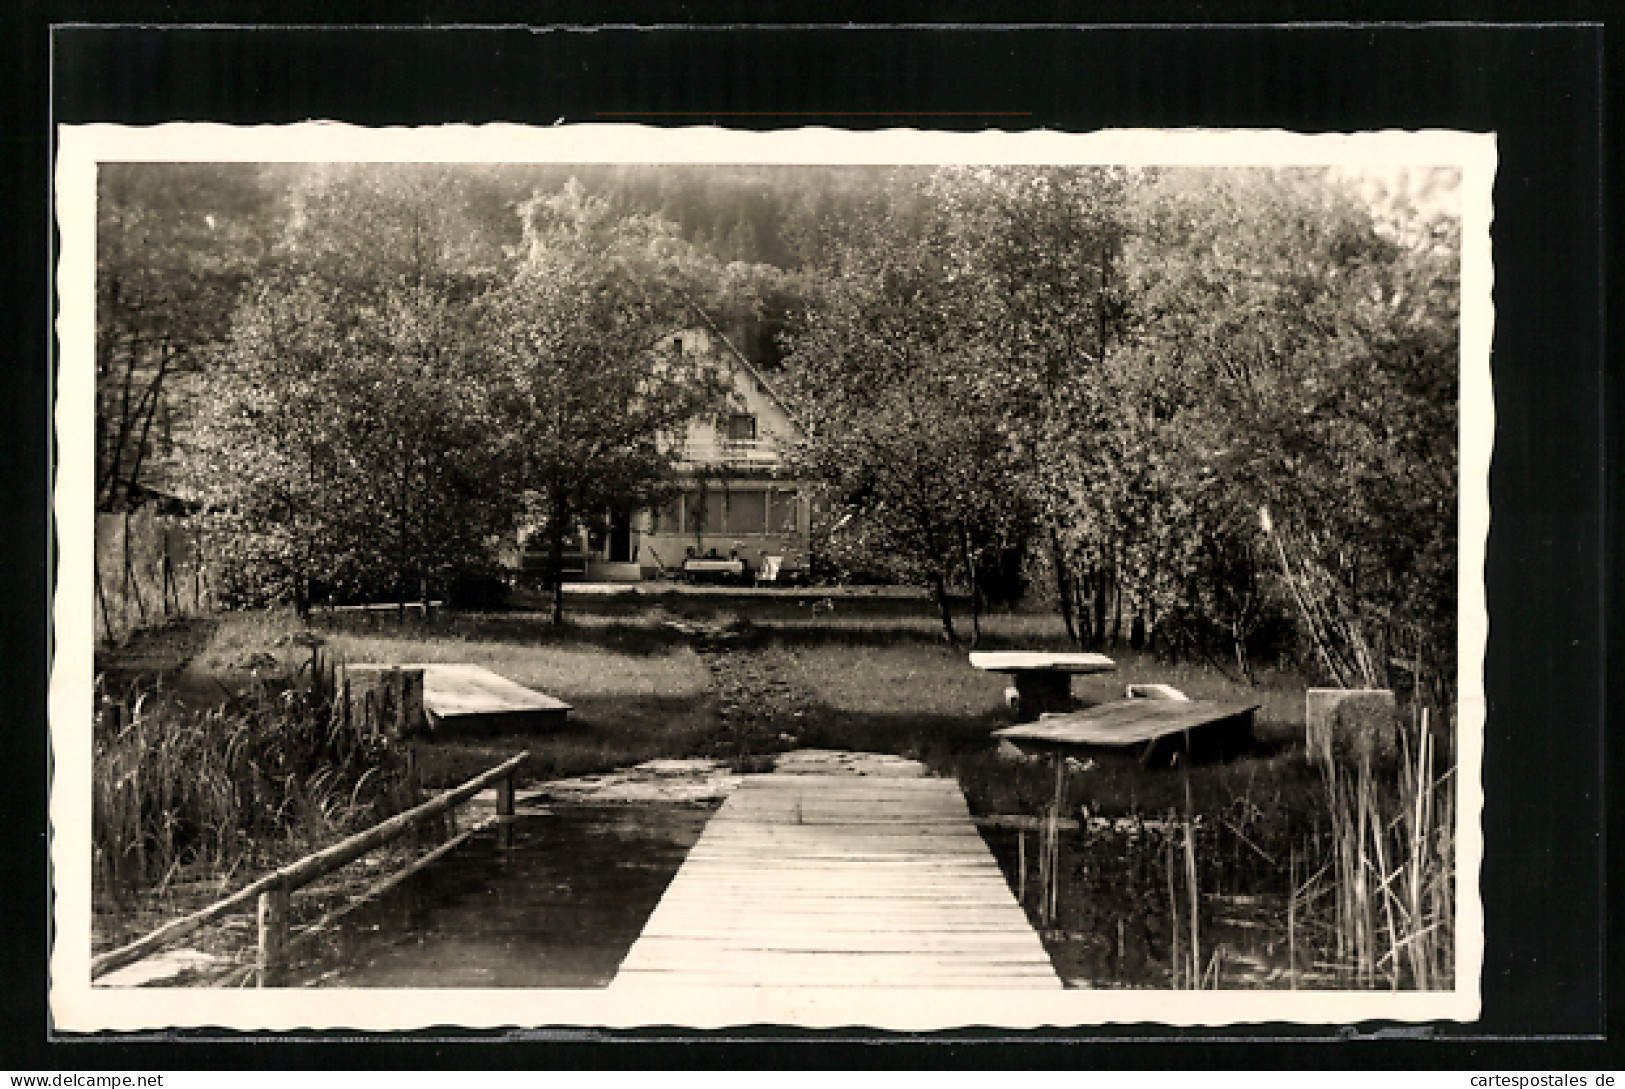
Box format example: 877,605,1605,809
92,750,528,981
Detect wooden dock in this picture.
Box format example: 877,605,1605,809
353,663,571,731
611,762,1061,989
995,697,1259,764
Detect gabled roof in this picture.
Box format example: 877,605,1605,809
683,302,805,440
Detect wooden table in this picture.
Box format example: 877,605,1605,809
968,651,1116,720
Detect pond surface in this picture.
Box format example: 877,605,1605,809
289,802,715,988
980,822,1298,989
280,786,1297,990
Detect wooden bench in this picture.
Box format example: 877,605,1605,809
682,557,746,584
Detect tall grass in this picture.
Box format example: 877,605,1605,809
93,649,416,903
1296,706,1455,989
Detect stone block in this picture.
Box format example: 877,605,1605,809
1305,687,1398,766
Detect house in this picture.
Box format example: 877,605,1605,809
536,322,816,584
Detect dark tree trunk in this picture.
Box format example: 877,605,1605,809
960,526,982,647
549,490,568,626
1109,571,1124,647
1092,569,1109,646
1048,525,1079,646
123,339,173,511
1072,577,1091,648
931,570,958,647
94,556,111,641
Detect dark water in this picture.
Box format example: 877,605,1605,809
281,793,1294,990
980,823,1294,989
289,803,715,988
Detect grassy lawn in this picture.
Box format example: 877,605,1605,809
315,628,709,699
133,602,1313,797
769,642,1012,717
108,602,1324,862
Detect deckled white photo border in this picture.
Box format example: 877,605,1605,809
51,123,1493,1032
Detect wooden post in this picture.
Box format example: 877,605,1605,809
1049,752,1066,924
395,670,408,737
346,667,426,739
1014,671,1074,721
497,772,515,849
1017,830,1027,905
257,881,289,987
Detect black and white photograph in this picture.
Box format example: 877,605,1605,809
50,124,1491,1031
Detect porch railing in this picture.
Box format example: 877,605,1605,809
674,438,783,470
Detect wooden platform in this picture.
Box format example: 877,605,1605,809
611,765,1061,990
355,663,570,732
995,698,1258,762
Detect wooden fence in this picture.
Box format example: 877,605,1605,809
91,751,527,987
94,508,214,644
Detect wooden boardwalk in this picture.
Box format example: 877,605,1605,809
611,763,1061,989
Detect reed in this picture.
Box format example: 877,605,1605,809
1301,704,1454,989
93,648,415,901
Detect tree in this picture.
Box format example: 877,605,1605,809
782,163,1458,687
189,170,513,612
478,181,728,624
782,193,1028,644
928,166,1133,645
96,164,280,511
1118,168,1459,690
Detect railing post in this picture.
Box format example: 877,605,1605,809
257,880,289,988
497,772,515,849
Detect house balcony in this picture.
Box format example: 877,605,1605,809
672,438,786,472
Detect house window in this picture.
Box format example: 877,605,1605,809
768,490,800,534
726,413,757,442
724,490,767,534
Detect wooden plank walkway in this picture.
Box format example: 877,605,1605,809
611,765,1061,989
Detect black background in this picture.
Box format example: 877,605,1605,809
1,3,1614,1069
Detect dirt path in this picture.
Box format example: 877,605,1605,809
665,619,816,760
